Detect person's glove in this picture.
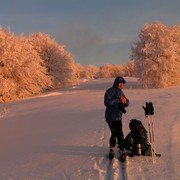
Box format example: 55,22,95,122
142,102,150,116
142,102,154,116
149,102,154,115
120,97,127,104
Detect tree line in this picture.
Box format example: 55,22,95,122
0,21,179,102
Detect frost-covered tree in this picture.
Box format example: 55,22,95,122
124,60,135,77
111,64,125,77
98,64,113,78
28,32,78,88
99,64,125,78
84,64,99,79
131,21,180,88
0,28,52,102
74,63,99,79
74,63,86,79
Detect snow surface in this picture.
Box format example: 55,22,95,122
0,77,179,180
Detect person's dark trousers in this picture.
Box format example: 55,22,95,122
108,121,125,151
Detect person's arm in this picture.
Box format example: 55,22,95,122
104,89,120,107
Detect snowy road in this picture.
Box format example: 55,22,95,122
0,78,179,179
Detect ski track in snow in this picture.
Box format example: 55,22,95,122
93,152,128,180
91,124,129,180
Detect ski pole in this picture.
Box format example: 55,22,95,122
150,114,156,163
147,115,152,145
148,115,155,163
142,102,156,164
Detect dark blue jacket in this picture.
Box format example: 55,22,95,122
104,77,129,123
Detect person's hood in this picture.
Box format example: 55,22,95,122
112,76,126,88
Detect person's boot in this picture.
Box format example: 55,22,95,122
119,149,127,162
109,146,115,160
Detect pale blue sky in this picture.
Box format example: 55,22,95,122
0,0,179,66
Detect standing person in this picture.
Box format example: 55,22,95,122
104,76,129,162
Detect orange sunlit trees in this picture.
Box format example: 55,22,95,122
99,64,125,78
28,32,78,88
131,21,180,88
0,28,52,102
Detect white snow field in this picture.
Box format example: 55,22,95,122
0,77,179,180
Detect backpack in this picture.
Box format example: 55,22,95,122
125,119,151,156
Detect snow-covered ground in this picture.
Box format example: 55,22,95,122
0,77,179,180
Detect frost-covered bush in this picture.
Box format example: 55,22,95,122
74,63,86,78
124,60,136,77
98,64,125,78
28,33,78,88
131,21,180,88
0,28,52,102
83,64,99,79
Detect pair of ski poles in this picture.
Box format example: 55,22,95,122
142,102,156,164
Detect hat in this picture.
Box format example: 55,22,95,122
112,76,126,88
